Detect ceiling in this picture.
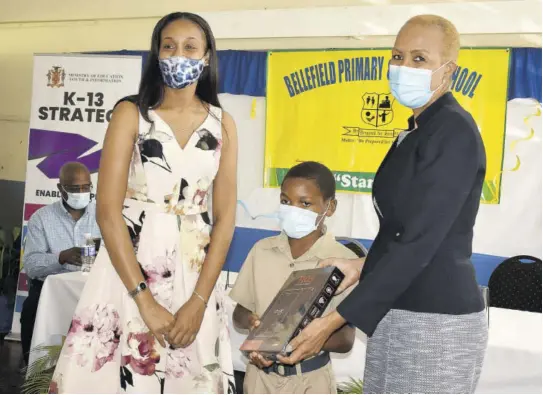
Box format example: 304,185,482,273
0,0,532,23
0,0,539,47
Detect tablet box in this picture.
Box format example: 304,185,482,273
240,266,344,361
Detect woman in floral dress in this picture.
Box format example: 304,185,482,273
50,12,238,394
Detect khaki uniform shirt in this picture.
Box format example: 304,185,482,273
230,232,358,394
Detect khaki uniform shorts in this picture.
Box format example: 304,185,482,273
243,362,337,394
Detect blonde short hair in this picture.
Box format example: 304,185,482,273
402,15,460,62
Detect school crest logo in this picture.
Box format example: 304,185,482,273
342,92,402,140
361,93,394,127
46,66,66,88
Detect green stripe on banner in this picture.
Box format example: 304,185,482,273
267,168,376,193
481,180,502,204
270,169,500,202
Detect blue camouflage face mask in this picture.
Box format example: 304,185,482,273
158,56,205,89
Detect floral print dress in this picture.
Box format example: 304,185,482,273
50,105,235,394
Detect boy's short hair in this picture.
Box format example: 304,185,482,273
282,161,336,200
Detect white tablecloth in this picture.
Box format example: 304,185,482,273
29,272,87,369
31,272,542,393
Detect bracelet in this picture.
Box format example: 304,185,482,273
193,291,208,308
128,281,147,298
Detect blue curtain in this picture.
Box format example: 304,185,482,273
89,49,541,101
509,48,542,102
87,50,266,97
217,50,267,97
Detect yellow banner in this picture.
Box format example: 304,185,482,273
264,49,510,204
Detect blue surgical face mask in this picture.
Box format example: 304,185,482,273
237,200,330,239
388,62,450,109
278,201,331,239
158,56,205,89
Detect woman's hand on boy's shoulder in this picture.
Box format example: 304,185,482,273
318,257,365,294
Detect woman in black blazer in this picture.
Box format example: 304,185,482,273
278,15,488,394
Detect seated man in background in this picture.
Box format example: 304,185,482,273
20,162,101,365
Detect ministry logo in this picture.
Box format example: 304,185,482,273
46,66,66,88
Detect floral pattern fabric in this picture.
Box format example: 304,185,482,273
51,105,235,393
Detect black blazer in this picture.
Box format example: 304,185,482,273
337,93,486,337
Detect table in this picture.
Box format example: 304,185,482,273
476,307,542,394
29,272,87,369
31,272,542,393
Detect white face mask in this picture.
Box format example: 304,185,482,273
278,201,330,239
388,61,451,109
62,190,91,210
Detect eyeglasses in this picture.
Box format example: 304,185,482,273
62,184,93,193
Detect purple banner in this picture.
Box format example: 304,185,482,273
29,129,102,179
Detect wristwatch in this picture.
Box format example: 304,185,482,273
128,281,147,298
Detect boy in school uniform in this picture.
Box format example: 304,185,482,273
230,161,357,394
